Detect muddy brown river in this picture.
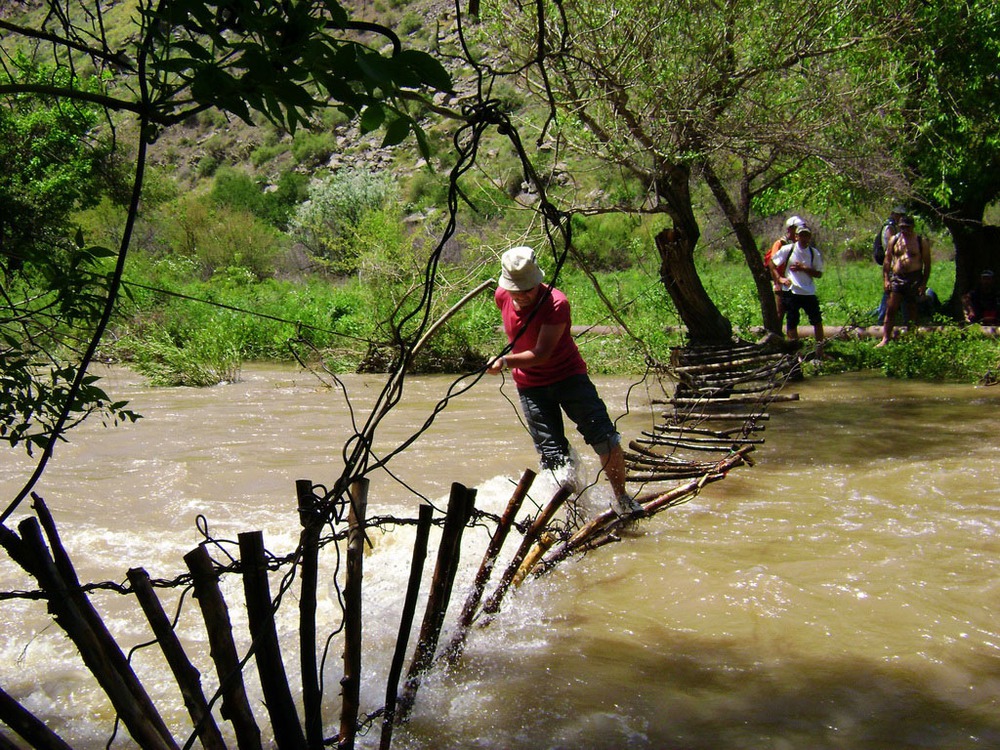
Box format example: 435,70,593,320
1,365,998,749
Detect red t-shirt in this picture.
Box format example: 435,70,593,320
496,285,588,388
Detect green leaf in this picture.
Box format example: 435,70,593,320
396,49,453,92
84,245,117,259
357,53,395,86
360,103,385,134
381,116,411,147
413,123,432,161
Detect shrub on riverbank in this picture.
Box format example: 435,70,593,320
813,327,1000,385
878,327,1000,382
107,251,1000,385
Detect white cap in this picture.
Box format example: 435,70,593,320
784,215,804,229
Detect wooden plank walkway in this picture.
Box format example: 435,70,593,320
624,340,801,485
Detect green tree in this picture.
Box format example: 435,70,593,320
0,56,110,274
889,0,1000,306
0,58,137,460
476,0,893,339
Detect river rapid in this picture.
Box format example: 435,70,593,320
1,365,998,749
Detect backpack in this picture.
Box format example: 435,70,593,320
763,237,783,272
873,220,894,265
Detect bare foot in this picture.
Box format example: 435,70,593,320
875,338,888,348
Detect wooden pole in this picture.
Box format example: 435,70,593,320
126,567,228,750
666,411,768,422
296,479,324,748
441,469,534,667
0,685,73,750
479,485,570,620
652,423,765,438
184,544,263,750
239,531,306,750
640,430,763,446
339,478,369,750
669,394,797,406
672,352,787,373
411,279,493,358
26,502,178,750
511,531,556,588
379,503,434,750
397,483,476,721
435,487,477,633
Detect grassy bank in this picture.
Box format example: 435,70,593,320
105,253,1000,386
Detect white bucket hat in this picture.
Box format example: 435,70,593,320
498,246,545,291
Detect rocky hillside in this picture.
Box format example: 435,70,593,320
143,0,483,200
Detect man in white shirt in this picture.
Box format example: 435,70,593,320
772,225,825,343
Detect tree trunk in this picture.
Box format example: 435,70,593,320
700,158,781,334
652,164,733,344
943,211,1000,313
655,227,733,344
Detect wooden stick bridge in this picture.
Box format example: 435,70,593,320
0,341,803,749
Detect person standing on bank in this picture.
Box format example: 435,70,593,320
772,225,825,343
962,269,999,326
877,214,932,347
765,215,803,330
874,205,906,325
486,246,643,518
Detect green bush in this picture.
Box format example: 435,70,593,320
289,168,397,271
128,321,242,387
210,167,264,213
210,166,305,228
197,155,219,178
251,142,284,166
814,326,1000,383
405,169,449,211
157,196,285,279
290,131,338,166
398,11,423,35
879,327,1000,382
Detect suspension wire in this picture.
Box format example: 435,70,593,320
119,279,375,345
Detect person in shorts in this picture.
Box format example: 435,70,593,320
486,246,643,518
771,225,825,343
765,215,803,330
878,214,931,347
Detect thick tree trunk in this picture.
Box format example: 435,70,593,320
742,236,780,335
943,212,1000,314
652,164,733,344
655,227,733,344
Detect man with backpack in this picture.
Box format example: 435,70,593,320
877,214,932,347
772,224,824,343
765,215,803,330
